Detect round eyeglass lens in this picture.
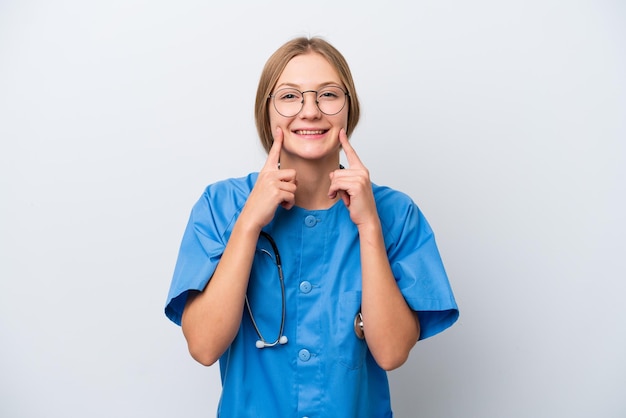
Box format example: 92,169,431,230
272,86,347,117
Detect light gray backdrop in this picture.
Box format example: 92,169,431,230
1,1,624,417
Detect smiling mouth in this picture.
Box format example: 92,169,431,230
294,129,327,135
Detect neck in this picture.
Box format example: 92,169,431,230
279,155,340,210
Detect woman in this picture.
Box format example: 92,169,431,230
165,37,459,417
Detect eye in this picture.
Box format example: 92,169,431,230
318,87,342,100
276,89,301,102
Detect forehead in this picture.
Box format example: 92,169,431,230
275,52,342,88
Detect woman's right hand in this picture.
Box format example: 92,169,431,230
240,127,297,231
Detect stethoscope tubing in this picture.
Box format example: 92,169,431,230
245,231,288,348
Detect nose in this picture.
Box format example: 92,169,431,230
299,91,321,118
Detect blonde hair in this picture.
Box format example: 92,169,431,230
254,37,361,153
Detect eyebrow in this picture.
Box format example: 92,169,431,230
274,81,344,90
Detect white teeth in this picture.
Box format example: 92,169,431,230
296,130,325,135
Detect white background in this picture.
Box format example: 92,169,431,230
1,1,624,417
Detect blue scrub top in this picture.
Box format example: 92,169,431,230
165,173,458,418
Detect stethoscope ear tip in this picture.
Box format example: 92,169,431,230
255,336,288,349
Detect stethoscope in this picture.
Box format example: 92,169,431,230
245,231,288,348
245,231,365,349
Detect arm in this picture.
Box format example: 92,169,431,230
181,216,261,366
182,130,296,366
328,130,420,371
357,220,420,370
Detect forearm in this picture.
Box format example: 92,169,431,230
181,215,262,366
358,221,421,371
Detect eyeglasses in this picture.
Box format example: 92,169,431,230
269,86,349,117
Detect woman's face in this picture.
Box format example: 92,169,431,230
269,52,349,164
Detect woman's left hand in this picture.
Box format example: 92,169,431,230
328,129,378,227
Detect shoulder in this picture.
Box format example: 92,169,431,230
200,172,257,202
190,172,258,232
372,183,433,243
372,183,418,219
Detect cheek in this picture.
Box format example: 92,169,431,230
333,112,349,130
339,106,349,127
268,110,290,134
268,112,277,134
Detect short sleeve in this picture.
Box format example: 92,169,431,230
164,194,226,325
164,175,255,326
382,194,459,340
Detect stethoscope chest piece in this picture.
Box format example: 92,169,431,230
354,312,365,340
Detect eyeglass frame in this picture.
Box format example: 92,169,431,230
268,86,350,118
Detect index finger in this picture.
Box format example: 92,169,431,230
338,129,363,168
263,127,283,170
